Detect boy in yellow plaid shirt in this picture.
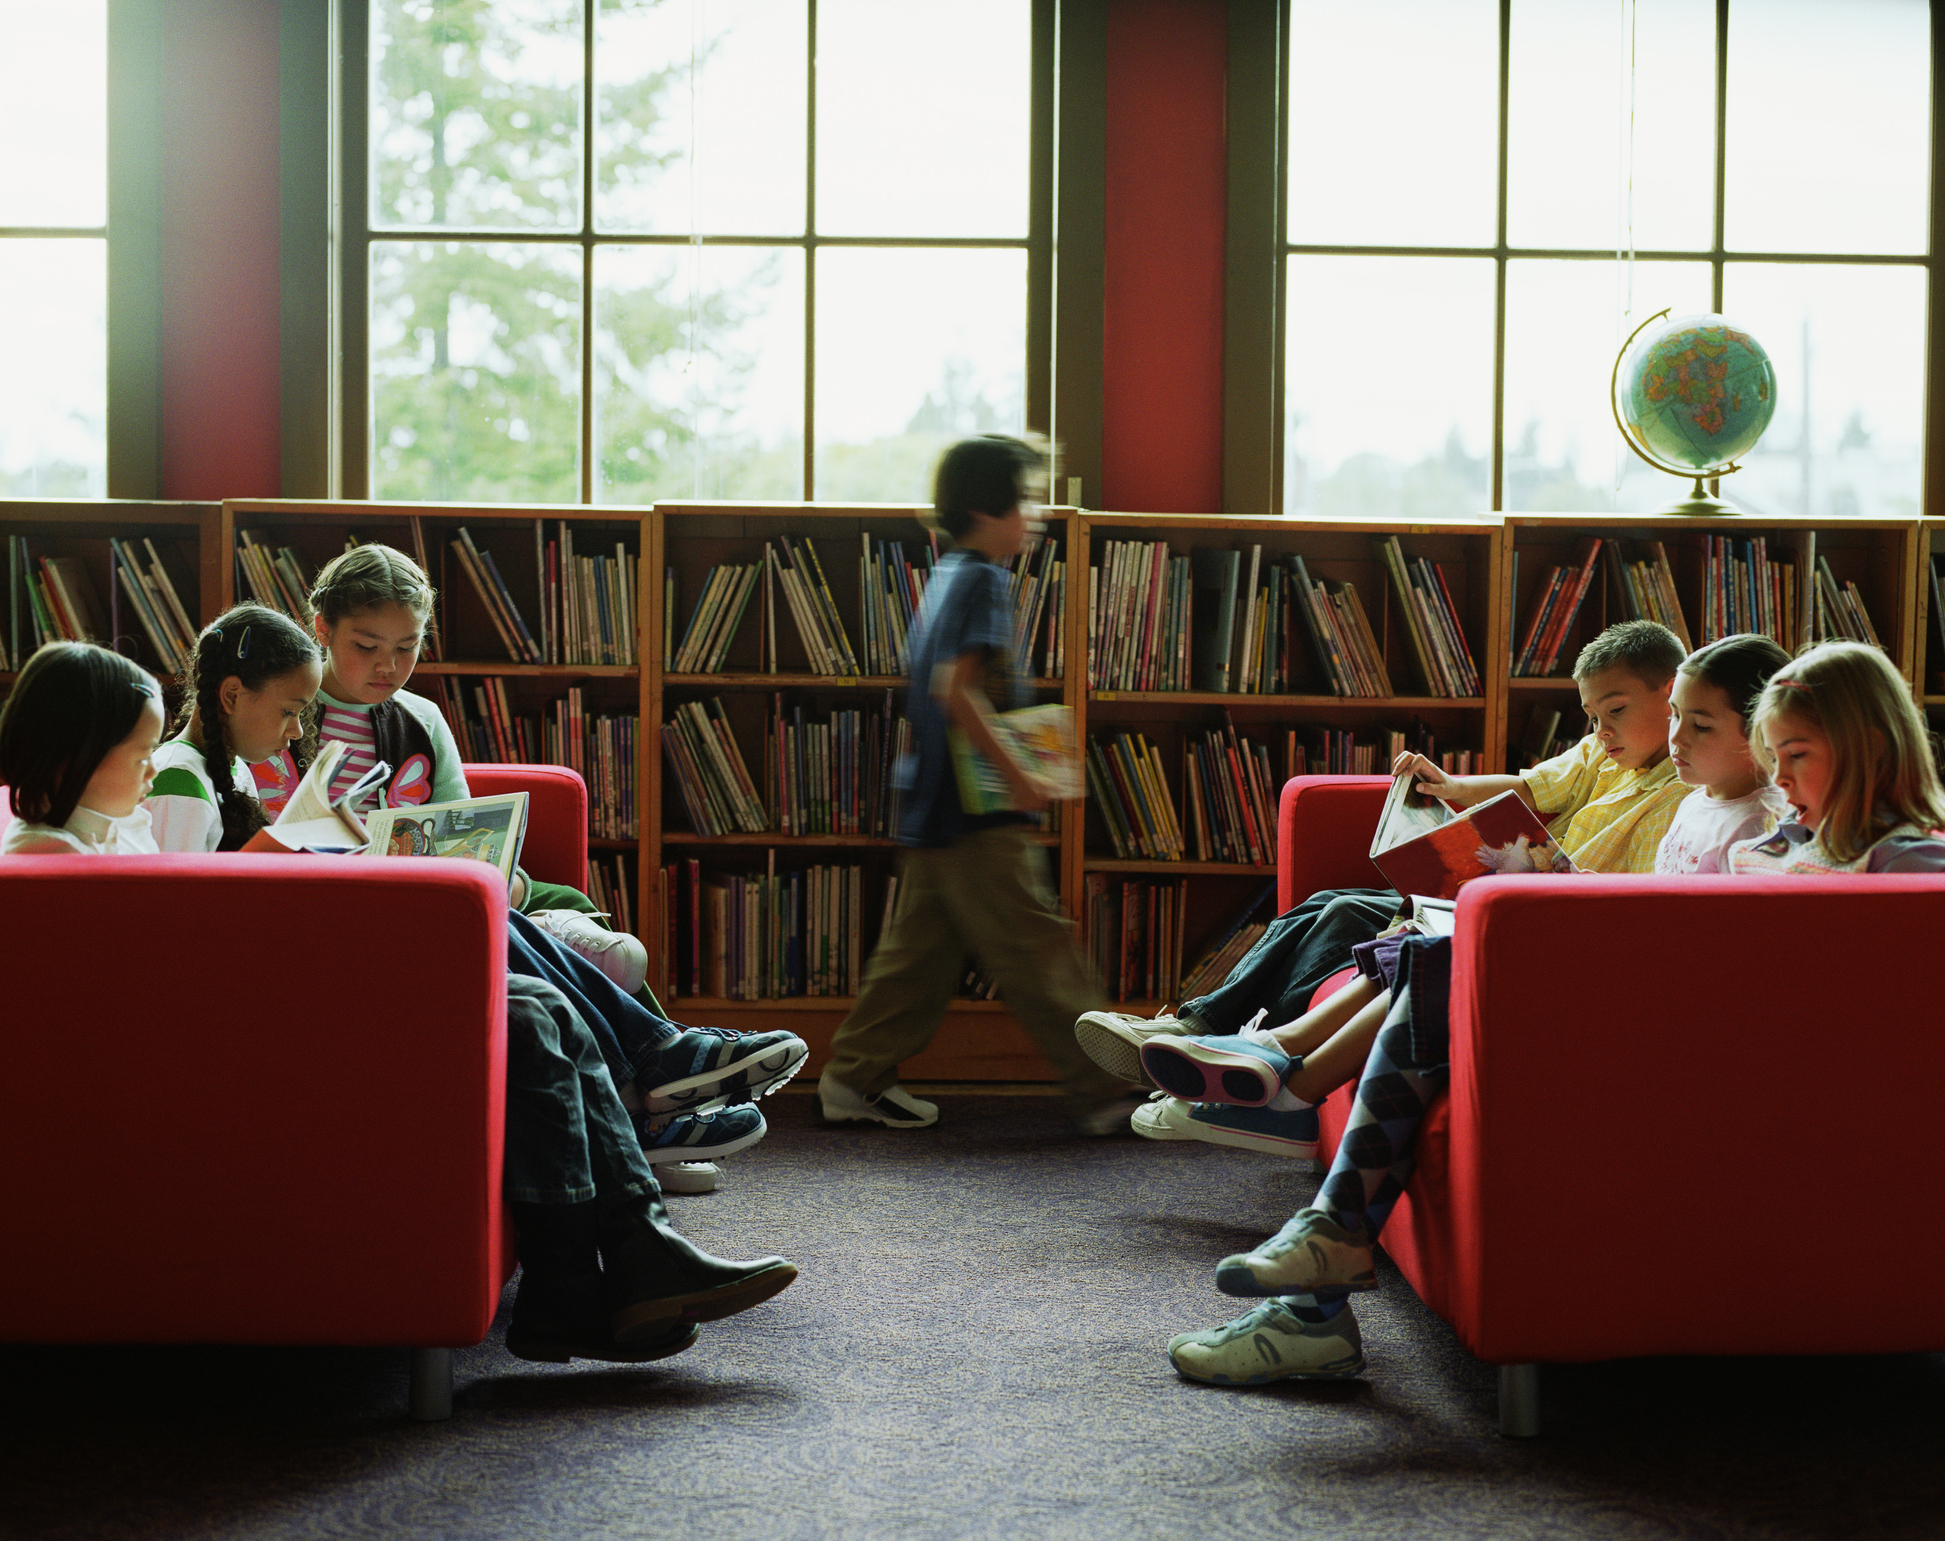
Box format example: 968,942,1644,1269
1077,620,1689,1154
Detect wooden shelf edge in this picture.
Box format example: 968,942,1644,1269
1087,690,1484,707
1083,859,1277,876
419,661,639,677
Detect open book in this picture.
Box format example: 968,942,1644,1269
1369,772,1576,900
242,740,386,853
362,792,529,892
949,704,1084,815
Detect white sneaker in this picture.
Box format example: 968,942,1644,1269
818,1068,938,1128
1073,1007,1196,1086
1168,1298,1365,1384
653,1161,721,1195
529,909,649,995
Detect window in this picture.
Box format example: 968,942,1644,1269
1281,0,1931,520
0,0,108,497
359,0,1040,505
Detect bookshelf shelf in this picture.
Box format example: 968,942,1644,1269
418,661,639,679
1088,690,1484,709
142,497,1936,1086
1084,858,1278,877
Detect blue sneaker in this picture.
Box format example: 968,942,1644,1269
1129,1093,1318,1158
635,1104,768,1162
1141,1032,1293,1106
637,1025,809,1114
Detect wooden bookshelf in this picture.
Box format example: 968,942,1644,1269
0,500,222,693
156,499,1945,1081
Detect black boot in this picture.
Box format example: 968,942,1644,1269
597,1190,799,1343
507,1201,700,1364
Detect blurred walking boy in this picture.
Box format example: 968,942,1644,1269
819,436,1135,1134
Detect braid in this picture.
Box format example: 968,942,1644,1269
198,673,268,851
183,603,324,847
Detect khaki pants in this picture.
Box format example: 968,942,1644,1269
825,824,1122,1109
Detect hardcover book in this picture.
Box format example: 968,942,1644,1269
362,791,529,892
242,739,387,853
1368,772,1575,900
951,704,1084,815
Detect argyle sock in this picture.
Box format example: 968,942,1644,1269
1314,987,1449,1243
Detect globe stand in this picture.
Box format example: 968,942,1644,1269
1657,476,1741,517
1612,308,1776,520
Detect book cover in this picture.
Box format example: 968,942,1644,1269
951,704,1083,816
361,790,529,893
1367,773,1575,900
243,739,388,853
1189,548,1240,693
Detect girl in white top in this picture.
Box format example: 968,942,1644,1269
0,642,165,856
1656,633,1793,875
146,605,323,853
1730,640,1945,876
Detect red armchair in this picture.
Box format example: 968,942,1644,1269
1278,775,1945,1435
0,764,588,1420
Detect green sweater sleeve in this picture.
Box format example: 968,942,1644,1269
400,688,471,803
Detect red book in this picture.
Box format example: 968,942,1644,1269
1368,773,1578,901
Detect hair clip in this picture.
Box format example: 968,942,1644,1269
1778,678,1812,690
128,680,155,697
236,626,252,659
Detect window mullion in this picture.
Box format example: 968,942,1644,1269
1491,0,1511,513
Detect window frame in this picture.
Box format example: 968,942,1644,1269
1245,0,1943,519
331,0,1054,505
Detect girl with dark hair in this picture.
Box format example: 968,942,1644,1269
1655,632,1793,874
0,642,165,855
148,605,323,853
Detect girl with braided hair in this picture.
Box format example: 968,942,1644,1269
148,605,323,853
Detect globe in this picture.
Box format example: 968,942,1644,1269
1610,309,1778,514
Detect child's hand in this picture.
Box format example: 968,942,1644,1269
1393,751,1453,800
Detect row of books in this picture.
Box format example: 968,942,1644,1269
1512,537,1603,677
235,529,316,625
1286,554,1394,697
1306,728,1476,778
424,679,641,840
765,692,910,840
1005,532,1067,682
1808,555,1883,651
1184,726,1284,866
1177,883,1278,1001
1083,875,1187,1004
585,852,636,938
1089,540,1195,692
664,856,865,1000
1602,538,1693,649
5,540,105,671
660,697,768,836
1372,537,1482,697
111,538,199,674
667,558,762,673
448,523,639,667
1086,732,1183,860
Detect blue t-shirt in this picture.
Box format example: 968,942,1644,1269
896,547,1031,847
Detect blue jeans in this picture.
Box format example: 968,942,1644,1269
1182,887,1401,1032
505,910,677,1090
503,976,658,1206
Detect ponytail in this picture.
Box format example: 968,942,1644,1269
181,605,321,851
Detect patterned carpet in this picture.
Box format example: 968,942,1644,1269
5,1090,1944,1541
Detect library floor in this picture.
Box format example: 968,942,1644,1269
4,1088,1942,1541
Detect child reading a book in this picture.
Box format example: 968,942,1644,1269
1656,632,1792,873
147,605,323,852
1731,640,1945,875
149,608,801,1184
1166,639,1942,1388
262,542,650,996
0,641,802,1364
0,642,164,855
818,435,1136,1133
1084,620,1692,1156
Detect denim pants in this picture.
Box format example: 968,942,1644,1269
503,975,659,1206
1181,887,1402,1033
505,909,676,1089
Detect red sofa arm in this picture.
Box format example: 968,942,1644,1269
1277,775,1393,910
1442,873,1945,1365
464,763,589,891
0,855,512,1347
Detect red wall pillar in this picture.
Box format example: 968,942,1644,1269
1100,0,1227,514
157,0,282,501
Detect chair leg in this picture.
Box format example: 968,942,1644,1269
409,1347,454,1422
1498,1363,1540,1438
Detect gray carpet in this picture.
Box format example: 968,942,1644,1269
4,1090,1943,1541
